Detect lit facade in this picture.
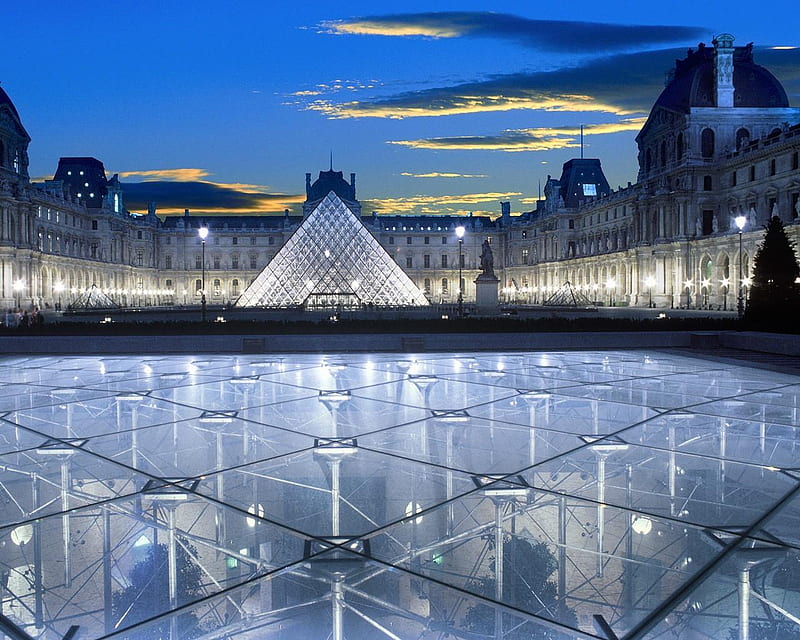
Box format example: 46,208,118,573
0,35,799,311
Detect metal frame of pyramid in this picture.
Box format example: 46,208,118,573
542,281,596,307
235,192,429,308
67,284,120,311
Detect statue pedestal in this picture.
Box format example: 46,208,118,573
474,275,500,313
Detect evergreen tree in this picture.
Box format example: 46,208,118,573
463,535,578,639
112,541,204,639
746,216,800,321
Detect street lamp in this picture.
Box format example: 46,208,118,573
12,279,24,309
605,277,616,307
198,225,209,321
54,282,65,311
735,215,747,318
455,225,465,317
644,276,656,308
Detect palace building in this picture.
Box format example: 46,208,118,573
1,34,799,311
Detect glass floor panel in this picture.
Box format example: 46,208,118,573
0,350,798,639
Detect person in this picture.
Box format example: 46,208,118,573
3,309,13,328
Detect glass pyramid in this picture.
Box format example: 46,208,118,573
236,191,429,308
68,284,120,310
542,281,595,307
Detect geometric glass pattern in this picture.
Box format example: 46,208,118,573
1,350,799,639
67,284,120,310
543,280,595,307
236,191,429,308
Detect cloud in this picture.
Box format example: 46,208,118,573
120,181,304,216
362,191,521,216
400,172,488,178
389,117,647,152
303,47,690,120
320,13,704,53
116,168,211,182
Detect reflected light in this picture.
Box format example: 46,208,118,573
405,501,423,524
631,517,653,535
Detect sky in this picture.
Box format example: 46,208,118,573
3,1,800,218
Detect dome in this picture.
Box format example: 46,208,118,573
655,42,789,112
0,85,22,120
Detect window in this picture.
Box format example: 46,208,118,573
195,255,202,269
441,254,448,268
792,193,799,219
731,171,737,187
703,176,712,191
406,236,412,245
166,237,171,245
213,256,220,269
389,237,394,245
424,278,431,294
424,236,430,245
522,248,529,264
701,128,715,158
268,236,274,245
165,255,172,269
232,279,240,296
522,230,527,239
442,237,448,245
232,237,238,245
702,210,714,236
250,255,258,269
793,152,799,171
213,279,221,295
136,250,143,266
406,256,413,268
231,255,239,269
770,159,776,176
441,278,448,293
195,279,202,292
424,254,430,268
214,237,220,245
165,279,173,289
251,236,257,245
749,165,756,181
92,220,98,230
736,128,750,151
137,230,143,240
569,219,575,229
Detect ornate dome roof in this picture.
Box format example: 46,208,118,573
655,42,789,112
0,85,22,120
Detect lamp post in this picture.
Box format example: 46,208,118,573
455,226,465,317
54,282,64,311
13,279,24,309
198,225,209,321
605,277,616,307
735,215,747,318
644,276,656,308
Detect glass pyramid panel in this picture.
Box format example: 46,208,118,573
67,284,120,310
236,191,429,307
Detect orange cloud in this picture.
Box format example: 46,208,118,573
320,19,464,39
116,168,211,182
400,172,488,178
388,117,646,152
306,93,634,119
366,191,521,216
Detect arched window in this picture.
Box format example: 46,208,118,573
423,278,431,294
701,128,715,158
232,279,240,296
723,256,730,279
213,278,221,295
195,279,202,292
736,128,750,150
704,257,713,280
675,132,684,159
441,278,448,293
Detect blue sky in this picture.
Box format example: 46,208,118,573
3,1,799,216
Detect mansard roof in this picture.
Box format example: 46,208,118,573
655,42,789,112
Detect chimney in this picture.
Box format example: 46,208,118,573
501,202,511,218
713,33,735,108
305,172,312,196
350,172,356,192
184,208,189,216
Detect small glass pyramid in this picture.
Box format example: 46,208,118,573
542,281,595,307
236,191,429,308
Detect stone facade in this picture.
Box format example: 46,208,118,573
0,35,798,311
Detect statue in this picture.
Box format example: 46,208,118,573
479,239,495,278
795,198,800,219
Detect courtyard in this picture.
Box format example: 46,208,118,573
0,350,799,639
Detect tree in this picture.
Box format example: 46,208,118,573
463,535,578,640
112,541,204,639
746,216,800,322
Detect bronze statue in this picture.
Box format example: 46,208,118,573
479,239,495,277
